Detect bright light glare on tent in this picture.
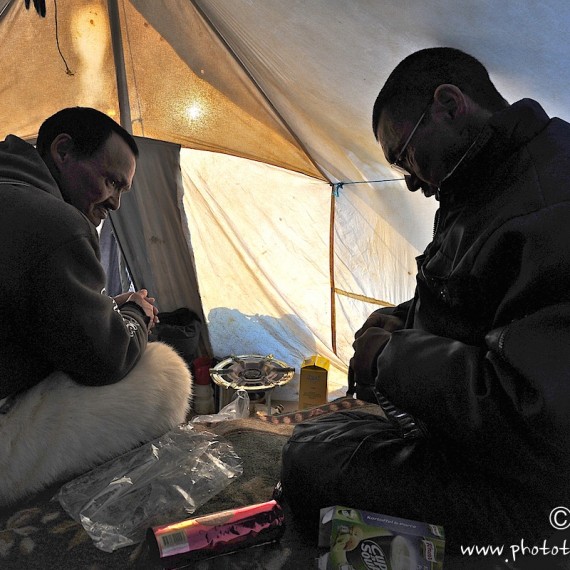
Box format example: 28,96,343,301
185,103,203,121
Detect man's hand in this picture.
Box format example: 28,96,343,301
354,310,404,339
112,292,133,307
348,310,405,395
350,327,392,386
116,289,159,331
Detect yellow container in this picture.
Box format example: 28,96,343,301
298,355,329,410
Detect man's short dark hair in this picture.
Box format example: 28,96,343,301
372,47,509,139
36,107,139,159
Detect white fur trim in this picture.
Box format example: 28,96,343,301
0,342,192,506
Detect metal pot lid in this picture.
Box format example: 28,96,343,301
209,354,295,390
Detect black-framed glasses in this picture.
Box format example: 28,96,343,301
390,104,430,175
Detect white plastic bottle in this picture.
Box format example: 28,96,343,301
192,357,216,415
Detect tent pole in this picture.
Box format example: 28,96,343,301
106,0,139,290
191,0,340,356
329,192,338,355
107,0,132,133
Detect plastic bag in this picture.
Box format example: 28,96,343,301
56,423,243,552
191,389,250,424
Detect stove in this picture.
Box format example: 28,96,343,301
209,354,295,414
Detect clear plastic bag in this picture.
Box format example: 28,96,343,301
56,423,243,552
191,389,250,424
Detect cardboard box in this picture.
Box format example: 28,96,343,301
318,505,445,570
298,355,329,409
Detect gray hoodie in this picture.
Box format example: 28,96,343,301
0,135,147,399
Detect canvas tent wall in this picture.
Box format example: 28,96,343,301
2,0,568,400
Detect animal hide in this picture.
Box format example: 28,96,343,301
0,341,192,506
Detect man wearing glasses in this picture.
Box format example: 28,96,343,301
282,47,570,553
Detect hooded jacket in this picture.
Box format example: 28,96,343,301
0,135,148,399
376,99,570,491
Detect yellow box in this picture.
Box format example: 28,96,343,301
298,355,329,410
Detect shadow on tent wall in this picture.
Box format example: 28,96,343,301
206,307,317,363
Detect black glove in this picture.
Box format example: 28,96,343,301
354,309,405,339
24,0,46,17
347,310,405,401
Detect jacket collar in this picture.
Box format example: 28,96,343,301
438,99,551,203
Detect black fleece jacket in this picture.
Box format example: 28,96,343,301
377,99,570,492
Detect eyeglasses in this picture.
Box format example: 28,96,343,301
390,104,430,176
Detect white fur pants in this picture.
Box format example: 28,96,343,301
0,342,192,507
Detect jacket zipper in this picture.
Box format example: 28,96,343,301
419,207,442,284
497,325,508,358
432,207,441,239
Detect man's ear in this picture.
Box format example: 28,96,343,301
432,84,466,122
50,133,74,167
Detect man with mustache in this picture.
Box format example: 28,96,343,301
0,107,192,505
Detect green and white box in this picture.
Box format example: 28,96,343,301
318,505,445,570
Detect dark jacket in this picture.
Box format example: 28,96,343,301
0,135,148,399
376,99,570,490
